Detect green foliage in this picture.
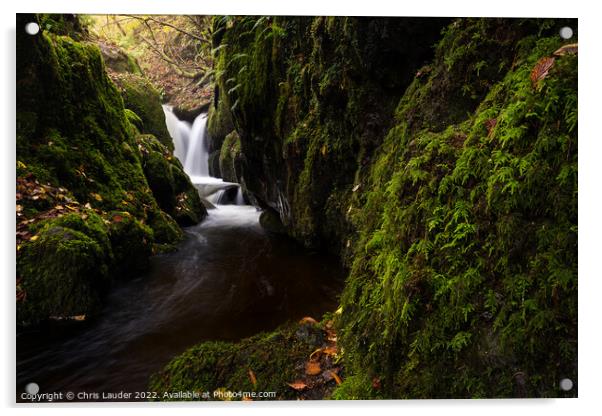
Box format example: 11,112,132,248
207,16,577,399
149,322,325,400
111,72,172,149
17,214,112,325
16,18,202,325
338,22,577,398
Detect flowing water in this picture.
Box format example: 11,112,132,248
16,107,344,402
16,205,343,401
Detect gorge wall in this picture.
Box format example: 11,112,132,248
204,17,578,398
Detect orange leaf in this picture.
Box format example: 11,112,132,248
287,381,307,391
113,215,123,223
305,360,321,376
248,369,257,386
330,371,342,385
309,346,338,360
299,316,318,325
530,56,555,88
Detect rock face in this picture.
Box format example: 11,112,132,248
209,16,449,252
194,16,577,398
16,14,205,326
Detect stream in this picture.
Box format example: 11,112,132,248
16,108,345,402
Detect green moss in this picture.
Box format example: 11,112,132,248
208,16,577,399
149,322,327,400
148,209,183,247
17,221,111,325
124,108,143,132
218,130,242,182
111,72,172,149
107,211,154,277
137,134,207,226
338,25,577,398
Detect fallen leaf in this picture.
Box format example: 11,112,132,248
72,315,86,321
305,360,321,376
113,215,123,223
90,192,103,202
242,396,253,401
299,316,318,325
287,381,307,391
553,43,578,56
54,205,64,210
29,235,39,241
372,377,381,390
248,369,257,386
309,346,338,360
331,371,342,385
530,56,555,88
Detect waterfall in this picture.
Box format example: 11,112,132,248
163,107,191,163
162,105,246,206
183,113,209,181
235,187,244,205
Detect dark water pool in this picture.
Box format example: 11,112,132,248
16,205,344,402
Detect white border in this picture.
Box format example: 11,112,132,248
2,1,599,415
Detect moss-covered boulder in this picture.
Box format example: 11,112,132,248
98,41,143,75
111,72,172,149
106,211,154,277
15,14,199,327
218,130,242,182
149,321,332,400
137,134,207,225
17,213,112,325
148,209,183,247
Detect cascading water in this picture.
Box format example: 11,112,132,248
183,113,209,180
162,105,244,205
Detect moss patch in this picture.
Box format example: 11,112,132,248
149,321,337,401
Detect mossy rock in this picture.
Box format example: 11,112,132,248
98,41,143,75
124,109,143,132
17,220,111,326
148,209,183,246
111,72,172,149
149,322,327,400
137,134,207,226
218,130,242,182
107,211,154,278
259,208,286,235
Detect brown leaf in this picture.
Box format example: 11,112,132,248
372,377,381,390
305,360,321,376
113,215,123,223
299,316,318,325
248,369,257,386
530,56,555,88
287,381,307,391
309,346,338,360
553,43,578,56
331,371,342,385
